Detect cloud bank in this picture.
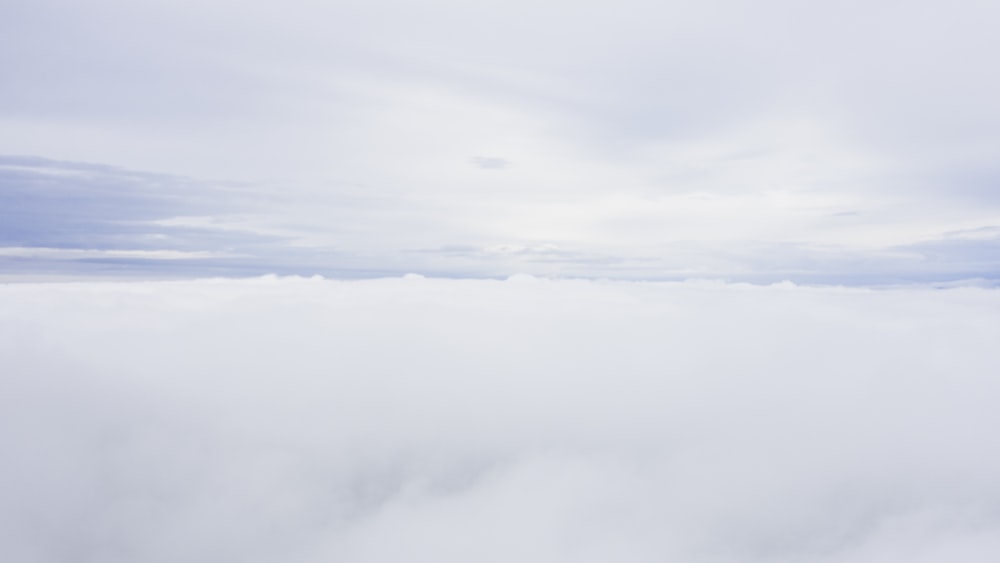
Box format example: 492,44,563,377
2,277,998,562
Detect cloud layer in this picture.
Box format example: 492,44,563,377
2,277,998,561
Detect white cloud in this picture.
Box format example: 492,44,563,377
0,246,238,260
2,277,998,561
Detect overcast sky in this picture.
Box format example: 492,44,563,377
3,0,1000,281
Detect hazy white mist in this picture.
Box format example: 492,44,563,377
3,277,998,562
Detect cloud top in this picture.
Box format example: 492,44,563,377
2,277,999,561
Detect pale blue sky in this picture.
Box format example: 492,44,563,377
2,0,999,282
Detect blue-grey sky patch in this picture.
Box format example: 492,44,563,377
5,153,1000,282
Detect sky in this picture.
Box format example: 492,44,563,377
3,0,1000,282
3,276,1000,562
